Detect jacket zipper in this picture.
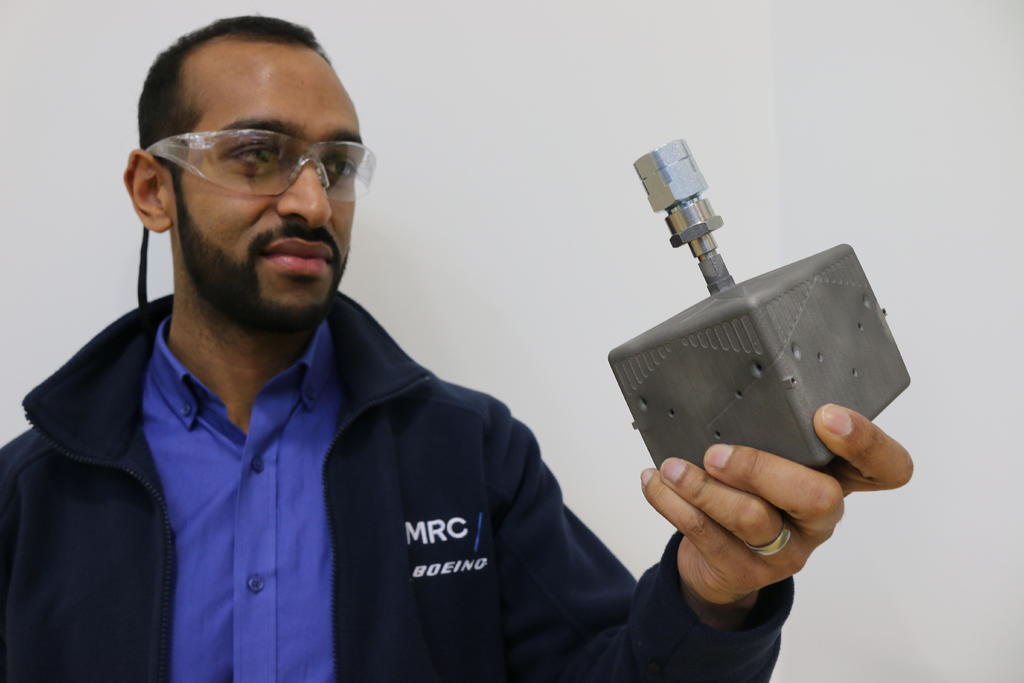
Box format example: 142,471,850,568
26,371,429,683
27,418,175,683
321,373,431,683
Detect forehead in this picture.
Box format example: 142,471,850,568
180,38,358,140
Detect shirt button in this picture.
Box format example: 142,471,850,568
180,403,192,417
251,456,264,474
247,574,265,593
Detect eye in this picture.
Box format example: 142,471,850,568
216,140,285,182
212,132,283,164
321,153,357,183
231,145,281,166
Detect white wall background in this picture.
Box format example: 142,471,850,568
1,1,1020,680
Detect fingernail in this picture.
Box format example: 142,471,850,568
660,459,686,483
705,444,734,470
641,469,656,488
822,404,853,436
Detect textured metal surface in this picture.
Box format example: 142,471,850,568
608,244,910,468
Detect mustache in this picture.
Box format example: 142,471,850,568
249,221,341,262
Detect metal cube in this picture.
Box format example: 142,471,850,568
608,244,910,468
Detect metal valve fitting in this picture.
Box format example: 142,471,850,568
633,139,735,294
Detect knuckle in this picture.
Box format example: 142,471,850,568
645,481,720,543
750,552,794,586
733,445,766,479
860,426,878,453
734,499,771,539
780,551,808,576
727,565,761,593
863,426,914,489
684,510,711,540
707,531,733,559
805,477,844,518
747,566,775,590
849,424,885,467
645,477,675,510
894,447,914,487
679,465,711,500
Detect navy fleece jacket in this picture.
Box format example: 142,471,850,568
0,295,792,681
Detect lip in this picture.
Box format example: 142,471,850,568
261,238,334,261
260,238,333,277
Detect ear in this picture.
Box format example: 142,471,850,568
123,150,175,233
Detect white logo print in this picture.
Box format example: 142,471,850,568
405,517,468,545
411,557,488,578
407,512,488,580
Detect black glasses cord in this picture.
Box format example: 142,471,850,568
138,227,156,340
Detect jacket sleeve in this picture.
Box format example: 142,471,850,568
488,411,793,682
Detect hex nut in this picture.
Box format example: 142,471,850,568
634,140,708,212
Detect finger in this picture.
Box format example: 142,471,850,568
703,444,845,538
657,458,784,548
814,404,913,493
641,467,755,565
641,469,809,604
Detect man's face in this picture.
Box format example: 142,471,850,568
171,38,360,333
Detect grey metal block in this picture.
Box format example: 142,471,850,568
608,244,910,468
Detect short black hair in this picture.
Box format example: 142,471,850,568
137,16,330,149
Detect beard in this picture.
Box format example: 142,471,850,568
175,191,346,334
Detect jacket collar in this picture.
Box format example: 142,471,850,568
23,294,432,464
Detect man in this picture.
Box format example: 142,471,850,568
0,16,912,682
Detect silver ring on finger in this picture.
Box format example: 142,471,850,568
744,523,791,556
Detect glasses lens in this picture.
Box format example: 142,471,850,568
203,131,296,195
149,130,375,200
318,143,375,201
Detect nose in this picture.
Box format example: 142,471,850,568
275,161,332,227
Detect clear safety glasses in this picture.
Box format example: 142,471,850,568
146,129,376,201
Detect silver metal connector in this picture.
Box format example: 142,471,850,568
634,139,735,294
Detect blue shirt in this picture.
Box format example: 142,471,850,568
141,317,342,683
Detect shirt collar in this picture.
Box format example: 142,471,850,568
149,317,199,429
23,294,429,467
294,318,335,411
148,315,336,430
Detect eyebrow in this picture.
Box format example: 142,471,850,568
221,118,363,144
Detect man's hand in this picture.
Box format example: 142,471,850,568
640,403,913,630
